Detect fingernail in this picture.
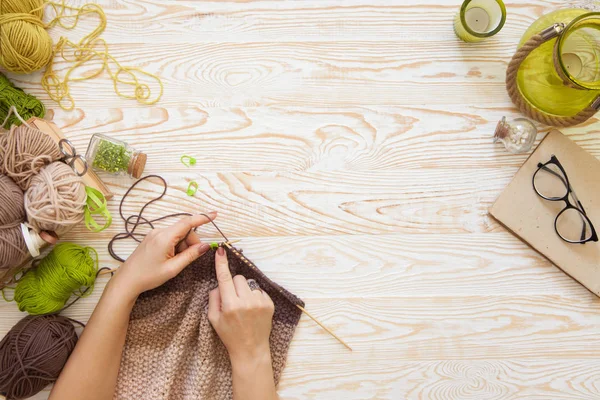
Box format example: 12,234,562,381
217,247,225,256
198,243,210,253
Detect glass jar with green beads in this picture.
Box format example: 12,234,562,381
86,134,147,179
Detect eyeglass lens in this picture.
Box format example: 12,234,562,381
533,163,569,200
556,208,593,243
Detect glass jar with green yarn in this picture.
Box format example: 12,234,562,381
86,134,147,179
516,7,600,118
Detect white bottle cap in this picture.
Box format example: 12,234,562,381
20,224,57,257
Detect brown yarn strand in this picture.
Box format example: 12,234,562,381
108,175,194,262
0,314,83,400
506,26,600,127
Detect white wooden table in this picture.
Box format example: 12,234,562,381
2,1,600,399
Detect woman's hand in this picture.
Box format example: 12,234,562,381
208,247,275,363
208,247,278,399
111,212,217,299
50,214,218,400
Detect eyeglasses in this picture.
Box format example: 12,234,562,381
533,155,598,244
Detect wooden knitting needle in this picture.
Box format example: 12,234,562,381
296,305,353,351
222,242,352,351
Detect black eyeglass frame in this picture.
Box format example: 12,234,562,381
532,155,598,244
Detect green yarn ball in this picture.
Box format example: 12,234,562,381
0,72,45,129
14,243,98,315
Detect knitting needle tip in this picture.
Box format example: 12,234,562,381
296,305,352,351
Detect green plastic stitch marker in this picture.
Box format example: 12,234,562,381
180,155,197,167
187,181,199,196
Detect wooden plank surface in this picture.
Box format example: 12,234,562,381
2,0,600,399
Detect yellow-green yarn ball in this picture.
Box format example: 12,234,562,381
0,0,54,74
14,243,98,315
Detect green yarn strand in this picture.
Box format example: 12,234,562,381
13,243,98,315
0,72,45,129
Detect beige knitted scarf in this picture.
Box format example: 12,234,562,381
115,247,304,400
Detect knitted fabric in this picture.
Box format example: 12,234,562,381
115,247,304,400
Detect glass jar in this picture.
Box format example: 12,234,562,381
86,134,147,178
493,116,537,154
516,8,600,117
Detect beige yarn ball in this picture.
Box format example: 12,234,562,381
24,162,86,236
0,124,62,190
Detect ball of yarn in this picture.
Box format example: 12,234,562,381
0,173,24,224
0,314,78,400
0,72,45,129
0,174,27,282
0,124,61,190
14,243,98,315
25,162,86,235
0,0,54,74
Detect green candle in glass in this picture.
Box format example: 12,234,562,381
454,0,506,42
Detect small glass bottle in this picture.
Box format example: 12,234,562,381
493,116,537,154
86,134,147,178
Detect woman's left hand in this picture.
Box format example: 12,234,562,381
111,212,217,299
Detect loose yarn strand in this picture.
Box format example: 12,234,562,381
0,0,163,110
1,106,32,130
108,175,194,262
39,0,163,110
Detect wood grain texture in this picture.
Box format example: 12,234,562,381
2,0,600,399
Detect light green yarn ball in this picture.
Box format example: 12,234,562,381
14,243,98,315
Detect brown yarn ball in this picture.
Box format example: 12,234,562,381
0,174,25,224
0,174,27,284
25,162,86,236
0,124,62,190
0,315,78,400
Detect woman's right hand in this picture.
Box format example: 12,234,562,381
110,213,217,300
207,247,275,363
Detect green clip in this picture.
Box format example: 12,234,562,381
187,181,199,196
210,242,219,250
84,186,112,233
180,155,197,167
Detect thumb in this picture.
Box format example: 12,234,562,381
168,243,210,274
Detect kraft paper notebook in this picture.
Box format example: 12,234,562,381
490,130,600,296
